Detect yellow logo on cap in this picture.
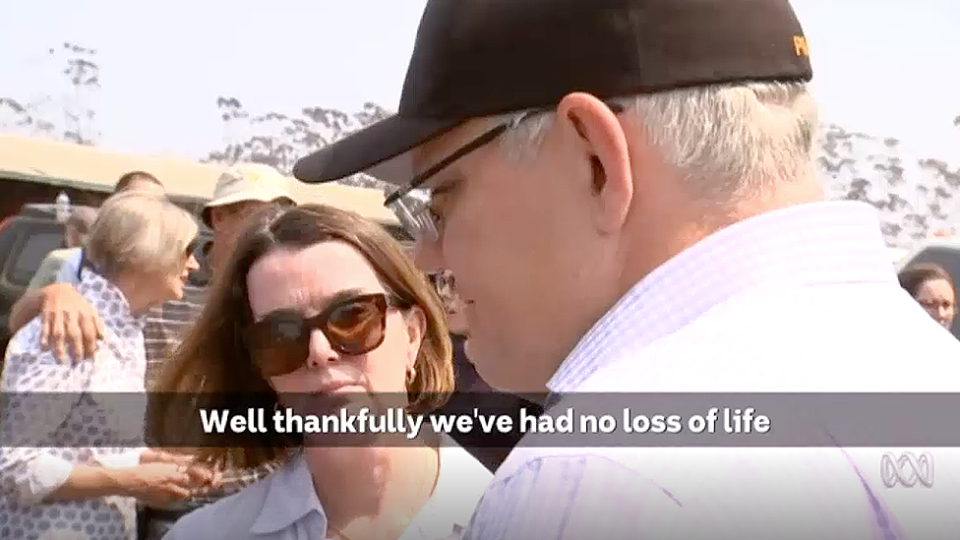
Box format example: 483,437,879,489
793,35,810,58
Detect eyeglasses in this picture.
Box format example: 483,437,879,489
184,238,200,258
245,292,408,377
427,270,455,299
383,102,625,243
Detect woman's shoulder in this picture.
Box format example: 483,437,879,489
2,320,68,387
162,471,278,540
163,459,306,540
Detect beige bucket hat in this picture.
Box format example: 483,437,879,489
202,163,295,228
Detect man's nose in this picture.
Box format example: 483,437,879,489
413,239,444,272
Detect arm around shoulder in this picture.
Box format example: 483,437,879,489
8,287,45,333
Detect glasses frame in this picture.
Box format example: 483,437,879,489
383,102,625,243
245,292,405,376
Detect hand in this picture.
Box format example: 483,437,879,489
120,462,221,507
39,283,104,362
139,449,223,488
139,448,199,467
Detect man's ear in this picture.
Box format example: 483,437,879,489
556,93,634,235
209,207,224,227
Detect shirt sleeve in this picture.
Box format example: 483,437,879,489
462,454,689,540
27,254,63,291
54,249,82,284
0,335,92,505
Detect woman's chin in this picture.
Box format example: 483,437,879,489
165,280,187,301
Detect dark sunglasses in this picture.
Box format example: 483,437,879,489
184,238,200,257
245,292,409,377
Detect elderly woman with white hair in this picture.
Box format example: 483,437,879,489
0,192,219,540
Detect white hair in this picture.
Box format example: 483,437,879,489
85,192,199,278
498,81,819,200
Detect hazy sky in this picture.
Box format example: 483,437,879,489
1,0,958,162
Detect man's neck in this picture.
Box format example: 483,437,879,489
620,179,825,294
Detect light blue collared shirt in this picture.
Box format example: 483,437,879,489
462,201,960,540
163,440,492,540
53,246,83,284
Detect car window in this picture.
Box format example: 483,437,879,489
8,231,64,286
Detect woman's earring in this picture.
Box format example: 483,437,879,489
405,366,416,385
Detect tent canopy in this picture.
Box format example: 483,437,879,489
0,134,398,226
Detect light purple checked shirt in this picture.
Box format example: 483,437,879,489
461,201,960,540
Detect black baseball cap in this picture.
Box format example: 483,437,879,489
293,0,813,187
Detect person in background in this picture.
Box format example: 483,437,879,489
430,270,483,391
27,205,98,291
10,163,297,540
53,172,167,286
898,263,957,330
155,204,492,540
9,164,293,369
201,163,295,275
8,170,166,353
430,270,543,472
0,192,215,540
292,0,960,537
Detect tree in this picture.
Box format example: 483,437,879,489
57,42,101,145
818,122,960,245
0,97,56,137
203,97,392,188
0,42,101,144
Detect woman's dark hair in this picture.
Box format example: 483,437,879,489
149,204,454,470
898,263,955,298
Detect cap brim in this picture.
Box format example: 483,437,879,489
293,114,463,186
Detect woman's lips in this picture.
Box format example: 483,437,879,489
316,382,363,394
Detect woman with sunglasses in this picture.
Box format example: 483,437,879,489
0,192,217,540
154,204,493,540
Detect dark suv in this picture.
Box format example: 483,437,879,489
0,204,212,354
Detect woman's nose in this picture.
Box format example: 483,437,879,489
305,329,338,369
186,254,200,271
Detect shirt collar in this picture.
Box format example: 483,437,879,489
76,269,147,331
249,441,476,538
546,201,896,394
250,453,324,535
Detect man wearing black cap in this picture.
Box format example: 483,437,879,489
293,0,960,538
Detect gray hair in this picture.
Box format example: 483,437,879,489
85,192,198,278
498,81,819,201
